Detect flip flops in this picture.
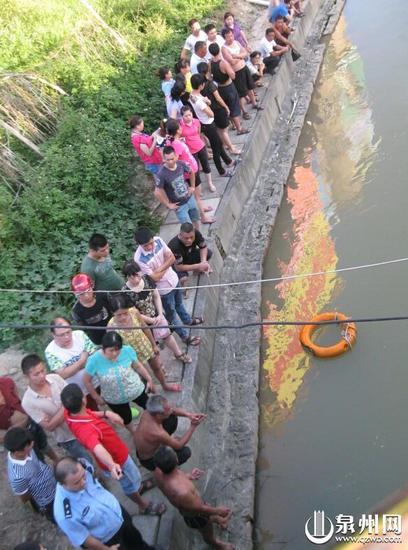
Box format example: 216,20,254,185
139,478,156,495
175,352,192,363
141,501,167,516
183,335,201,346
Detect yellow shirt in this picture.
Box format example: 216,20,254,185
108,309,153,364
185,72,192,93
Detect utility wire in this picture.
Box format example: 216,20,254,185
0,256,407,295
2,315,408,332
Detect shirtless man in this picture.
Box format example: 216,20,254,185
154,446,234,550
134,395,206,471
221,28,259,116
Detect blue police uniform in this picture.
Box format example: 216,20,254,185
54,466,123,548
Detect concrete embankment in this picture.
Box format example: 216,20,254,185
169,0,346,548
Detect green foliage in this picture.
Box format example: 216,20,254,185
0,0,223,351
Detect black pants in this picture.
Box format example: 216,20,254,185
194,146,211,174
137,415,191,471
31,498,55,524
201,122,231,175
105,507,154,550
263,55,280,75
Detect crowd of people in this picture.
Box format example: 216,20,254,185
1,2,303,549
130,1,302,230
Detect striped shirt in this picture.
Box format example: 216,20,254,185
7,449,56,507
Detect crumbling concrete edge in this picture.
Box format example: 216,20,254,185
164,1,347,548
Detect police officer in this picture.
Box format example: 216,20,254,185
53,457,155,550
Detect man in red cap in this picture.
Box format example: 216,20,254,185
71,273,112,345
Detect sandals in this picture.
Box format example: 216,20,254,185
190,317,204,325
175,352,192,364
139,478,156,495
183,335,201,346
236,129,250,135
242,112,251,120
220,170,234,178
253,104,264,111
141,501,167,516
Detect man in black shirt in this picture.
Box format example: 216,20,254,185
168,223,213,285
71,273,112,345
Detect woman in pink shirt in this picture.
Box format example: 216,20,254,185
179,105,216,193
165,118,215,224
129,115,162,180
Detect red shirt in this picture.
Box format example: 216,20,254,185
131,132,162,165
64,409,129,470
0,377,25,430
180,119,205,154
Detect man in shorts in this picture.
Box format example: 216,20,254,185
61,383,166,516
134,395,206,471
155,146,199,228
154,446,234,549
221,28,260,118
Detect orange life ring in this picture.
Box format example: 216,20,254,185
299,312,357,358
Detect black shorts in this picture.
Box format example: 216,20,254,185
214,107,230,129
137,452,156,472
182,514,209,529
218,83,241,118
137,446,191,472
233,65,255,98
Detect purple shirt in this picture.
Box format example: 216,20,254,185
222,21,246,48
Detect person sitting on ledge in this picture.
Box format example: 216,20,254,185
154,446,234,550
259,27,289,75
168,222,213,288
271,15,301,61
246,51,265,86
134,395,206,471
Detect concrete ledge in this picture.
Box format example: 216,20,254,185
163,0,346,547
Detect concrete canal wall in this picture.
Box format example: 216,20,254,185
167,0,347,548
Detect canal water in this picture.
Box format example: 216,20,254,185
256,1,408,548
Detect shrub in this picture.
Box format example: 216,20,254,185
0,0,223,351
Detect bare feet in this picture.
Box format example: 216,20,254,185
214,539,234,550
218,509,233,529
203,205,213,212
163,382,182,392
201,216,215,224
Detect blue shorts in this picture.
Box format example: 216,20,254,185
104,455,142,495
145,163,161,183
176,194,199,224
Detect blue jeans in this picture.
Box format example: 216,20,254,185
103,455,142,495
161,285,192,340
176,194,199,224
58,438,93,463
